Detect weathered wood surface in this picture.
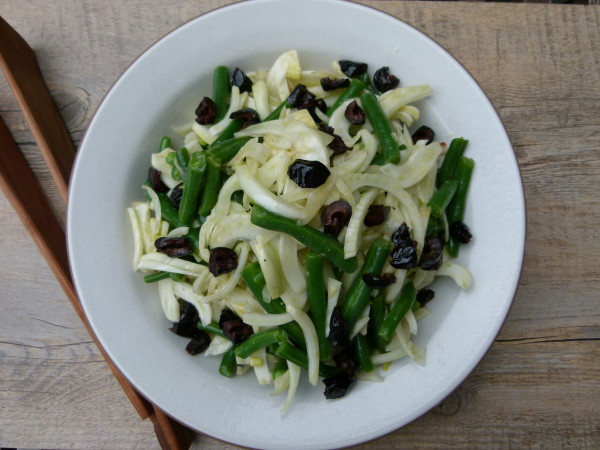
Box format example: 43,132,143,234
0,1,598,448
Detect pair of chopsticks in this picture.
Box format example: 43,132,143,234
0,16,195,450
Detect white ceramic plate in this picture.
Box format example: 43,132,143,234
68,0,525,448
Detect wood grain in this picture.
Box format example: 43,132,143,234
1,1,599,448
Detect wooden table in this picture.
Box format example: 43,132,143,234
1,1,598,448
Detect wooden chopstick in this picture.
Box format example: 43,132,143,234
0,16,195,450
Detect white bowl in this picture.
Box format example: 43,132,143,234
68,0,525,448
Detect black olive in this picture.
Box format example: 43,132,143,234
185,331,211,355
324,373,356,399
390,223,418,269
230,108,260,129
148,167,169,193
195,97,217,125
315,98,328,114
231,67,253,93
450,221,473,244
321,201,352,237
154,237,193,258
416,288,435,306
338,60,368,78
373,66,400,93
363,205,390,227
218,308,254,344
286,84,316,110
391,222,412,246
419,236,443,271
412,125,435,145
362,273,397,289
287,159,330,188
319,123,352,155
344,100,365,125
170,302,199,338
320,77,350,91
169,183,184,208
328,306,350,354
208,247,238,277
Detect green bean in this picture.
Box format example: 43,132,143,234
446,156,475,257
178,151,207,226
206,136,252,164
341,238,392,329
411,300,421,313
171,166,182,182
143,271,171,283
219,345,238,377
241,263,306,349
211,119,244,145
436,137,469,188
377,281,416,343
352,333,374,372
159,136,171,152
176,147,190,171
360,91,400,165
184,227,201,253
306,252,330,360
231,190,244,204
428,179,459,219
213,66,230,122
250,205,358,273
197,156,221,217
274,341,339,378
425,216,444,238
197,322,225,338
264,101,288,121
326,78,365,117
169,272,185,282
234,328,288,359
358,72,378,95
272,358,288,380
166,151,176,165
154,192,186,228
367,292,388,352
370,144,407,166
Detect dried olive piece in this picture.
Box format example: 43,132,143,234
328,306,350,354
155,237,194,258
287,159,331,188
338,60,368,78
320,77,350,91
362,273,397,289
195,97,217,125
170,302,199,338
391,222,412,246
450,221,473,244
363,205,390,227
286,84,317,110
344,100,366,125
231,67,253,93
315,98,328,115
416,288,435,306
169,183,184,208
148,167,169,193
185,331,211,355
419,236,443,271
219,308,254,344
412,125,435,145
208,247,238,277
321,200,352,237
373,66,400,93
319,123,352,155
230,108,260,129
323,373,356,399
390,223,418,269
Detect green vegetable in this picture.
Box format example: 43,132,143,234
367,292,388,352
264,101,288,121
377,281,416,343
428,179,459,219
250,205,358,273
206,136,252,164
360,91,399,165
272,358,288,380
219,345,238,377
306,252,330,360
212,119,244,145
197,156,221,217
213,66,230,122
234,328,288,359
178,151,207,226
436,137,469,188
352,333,374,372
175,147,190,172
326,79,365,116
446,156,475,257
341,238,392,329
171,166,182,182
143,271,170,283
197,322,225,338
274,341,339,378
158,136,171,152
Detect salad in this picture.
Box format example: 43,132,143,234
128,50,474,413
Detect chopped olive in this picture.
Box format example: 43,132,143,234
450,221,473,244
338,60,368,78
231,67,253,93
315,98,328,115
412,125,435,145
419,236,443,271
170,302,199,338
287,159,330,188
154,237,193,258
321,200,352,237
320,77,350,91
373,66,400,93
218,308,254,344
148,167,169,193
286,84,316,110
390,223,418,269
416,288,435,306
319,123,352,155
391,222,412,246
362,273,397,289
185,331,211,355
328,306,351,354
363,205,390,227
169,183,184,208
323,373,356,399
208,247,238,277
230,108,260,129
344,100,366,125
195,97,217,125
